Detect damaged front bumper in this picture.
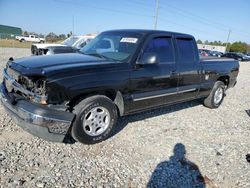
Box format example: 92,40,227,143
0,83,75,142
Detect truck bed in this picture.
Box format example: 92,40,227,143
201,58,239,88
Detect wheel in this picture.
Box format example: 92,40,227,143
20,39,25,42
237,57,243,61
40,40,44,43
31,46,38,55
204,81,225,109
71,95,118,144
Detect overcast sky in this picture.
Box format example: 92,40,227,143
0,0,250,43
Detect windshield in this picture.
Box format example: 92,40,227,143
62,36,81,46
80,32,142,61
73,38,93,49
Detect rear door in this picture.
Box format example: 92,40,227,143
175,37,200,100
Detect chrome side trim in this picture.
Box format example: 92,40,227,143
178,88,196,94
133,88,196,101
133,91,176,101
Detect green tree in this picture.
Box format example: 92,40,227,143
208,41,213,45
196,39,202,44
67,31,73,38
222,42,227,46
23,31,29,36
226,43,231,52
229,42,248,53
247,44,250,53
46,32,59,42
58,34,66,40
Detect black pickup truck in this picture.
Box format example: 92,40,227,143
0,29,239,144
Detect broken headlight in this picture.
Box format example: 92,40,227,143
18,76,48,104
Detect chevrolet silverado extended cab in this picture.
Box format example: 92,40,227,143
1,30,239,144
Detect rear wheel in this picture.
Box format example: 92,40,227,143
204,81,225,109
71,95,118,144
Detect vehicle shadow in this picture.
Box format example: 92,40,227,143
147,143,206,188
110,100,201,138
246,109,250,117
64,100,202,144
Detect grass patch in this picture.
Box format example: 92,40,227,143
0,39,64,49
0,39,32,48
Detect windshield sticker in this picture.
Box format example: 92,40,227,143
120,37,138,43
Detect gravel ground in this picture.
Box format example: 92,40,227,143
0,47,249,187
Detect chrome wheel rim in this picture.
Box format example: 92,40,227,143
214,87,223,105
83,106,110,136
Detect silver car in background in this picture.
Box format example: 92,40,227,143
31,34,96,55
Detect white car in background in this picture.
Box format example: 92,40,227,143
16,35,45,43
31,34,96,55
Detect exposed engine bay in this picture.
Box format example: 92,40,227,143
18,75,46,96
4,66,47,104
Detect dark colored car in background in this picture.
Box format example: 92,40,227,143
210,51,223,57
222,52,250,61
244,53,250,58
198,49,209,56
199,49,224,57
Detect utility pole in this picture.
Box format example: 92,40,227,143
72,15,75,36
225,29,231,52
154,0,159,30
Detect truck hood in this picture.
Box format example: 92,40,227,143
9,53,114,76
32,43,66,48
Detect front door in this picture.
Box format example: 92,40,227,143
128,35,179,113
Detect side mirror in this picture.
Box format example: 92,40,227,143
137,52,158,65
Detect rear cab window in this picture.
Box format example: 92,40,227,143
176,38,197,63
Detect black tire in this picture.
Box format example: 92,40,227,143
20,39,25,42
71,95,118,144
204,81,225,109
31,46,37,55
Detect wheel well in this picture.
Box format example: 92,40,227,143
68,90,124,116
217,76,230,86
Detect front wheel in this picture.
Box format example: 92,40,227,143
71,95,118,144
204,81,225,109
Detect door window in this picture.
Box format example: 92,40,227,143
144,37,174,63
